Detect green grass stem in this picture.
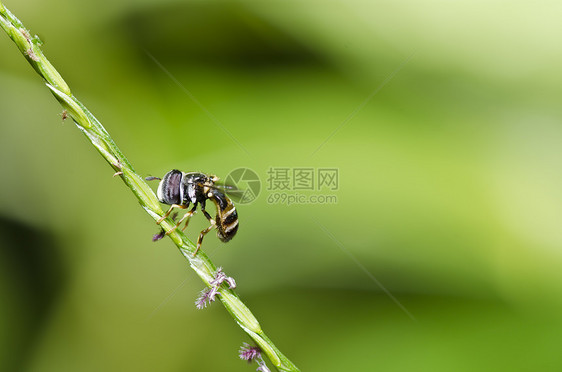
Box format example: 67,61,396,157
0,3,299,371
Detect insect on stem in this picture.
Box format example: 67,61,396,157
153,170,239,256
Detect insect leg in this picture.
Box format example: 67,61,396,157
166,207,197,235
157,204,187,224
180,205,198,232
193,220,216,256
200,200,214,223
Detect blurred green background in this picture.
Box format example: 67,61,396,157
2,0,562,371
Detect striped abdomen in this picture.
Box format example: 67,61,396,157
211,190,239,242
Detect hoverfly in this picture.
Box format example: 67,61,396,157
150,170,239,256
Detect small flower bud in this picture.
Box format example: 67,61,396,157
195,268,237,309
195,287,218,309
152,230,166,242
239,343,271,372
210,267,237,289
239,343,261,362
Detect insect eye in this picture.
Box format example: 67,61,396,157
157,170,182,204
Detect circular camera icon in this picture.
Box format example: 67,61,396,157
224,168,261,205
